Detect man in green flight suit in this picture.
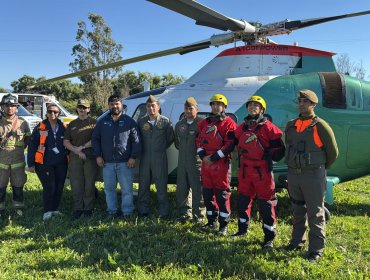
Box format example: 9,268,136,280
174,97,205,223
137,95,174,218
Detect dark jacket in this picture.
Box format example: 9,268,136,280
27,119,68,167
92,113,141,163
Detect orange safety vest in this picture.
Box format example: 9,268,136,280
34,122,48,164
293,118,323,148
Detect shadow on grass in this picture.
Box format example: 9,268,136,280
0,186,294,279
328,202,370,217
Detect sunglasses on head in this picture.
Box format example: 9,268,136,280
47,110,59,114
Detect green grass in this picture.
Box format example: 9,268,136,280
0,173,369,279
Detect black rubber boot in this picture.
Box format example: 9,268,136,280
202,213,217,230
232,221,249,237
218,220,228,235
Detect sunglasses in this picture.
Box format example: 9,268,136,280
47,110,60,114
77,105,88,109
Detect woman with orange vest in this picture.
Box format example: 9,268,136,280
27,104,68,221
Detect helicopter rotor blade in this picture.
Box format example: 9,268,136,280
147,0,255,33
258,10,370,37
35,39,212,85
285,10,370,31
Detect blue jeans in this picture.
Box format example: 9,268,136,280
102,162,134,215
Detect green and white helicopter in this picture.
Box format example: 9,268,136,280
39,0,370,206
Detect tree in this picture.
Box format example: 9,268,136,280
10,75,83,100
70,13,123,114
113,71,186,97
11,75,37,92
335,53,366,80
0,87,9,93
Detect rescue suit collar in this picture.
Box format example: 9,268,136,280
244,114,266,127
207,112,226,122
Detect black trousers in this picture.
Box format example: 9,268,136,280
35,163,68,213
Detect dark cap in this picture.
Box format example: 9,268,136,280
184,97,197,107
298,89,318,104
146,95,158,104
108,94,122,103
77,99,90,108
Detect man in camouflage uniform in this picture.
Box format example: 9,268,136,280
0,94,31,217
174,97,205,223
137,95,174,218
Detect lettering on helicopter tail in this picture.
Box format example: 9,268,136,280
244,45,289,51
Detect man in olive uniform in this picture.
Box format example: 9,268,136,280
284,89,338,262
174,97,205,223
0,93,31,217
137,95,174,218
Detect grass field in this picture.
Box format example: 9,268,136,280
0,173,369,279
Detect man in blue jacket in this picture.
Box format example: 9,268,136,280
92,94,141,219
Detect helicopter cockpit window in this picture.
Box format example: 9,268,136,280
132,103,162,122
179,112,238,123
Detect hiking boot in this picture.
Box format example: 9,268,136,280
84,210,93,217
51,211,63,216
284,243,305,251
218,225,228,236
202,221,217,231
262,240,274,250
232,230,247,237
192,215,204,225
43,211,53,221
138,212,149,218
307,252,322,262
72,210,83,220
177,215,191,224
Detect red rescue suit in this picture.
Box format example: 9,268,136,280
196,115,236,226
234,117,284,239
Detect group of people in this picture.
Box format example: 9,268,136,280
0,89,338,262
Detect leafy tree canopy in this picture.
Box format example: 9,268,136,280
113,71,185,97
10,75,83,100
70,13,123,114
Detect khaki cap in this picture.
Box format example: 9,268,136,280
298,89,318,104
146,95,158,103
184,97,197,107
77,99,90,107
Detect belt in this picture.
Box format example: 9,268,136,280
288,166,324,174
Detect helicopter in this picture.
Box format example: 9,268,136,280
37,0,370,206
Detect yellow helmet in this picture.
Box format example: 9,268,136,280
246,95,266,111
209,93,228,108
